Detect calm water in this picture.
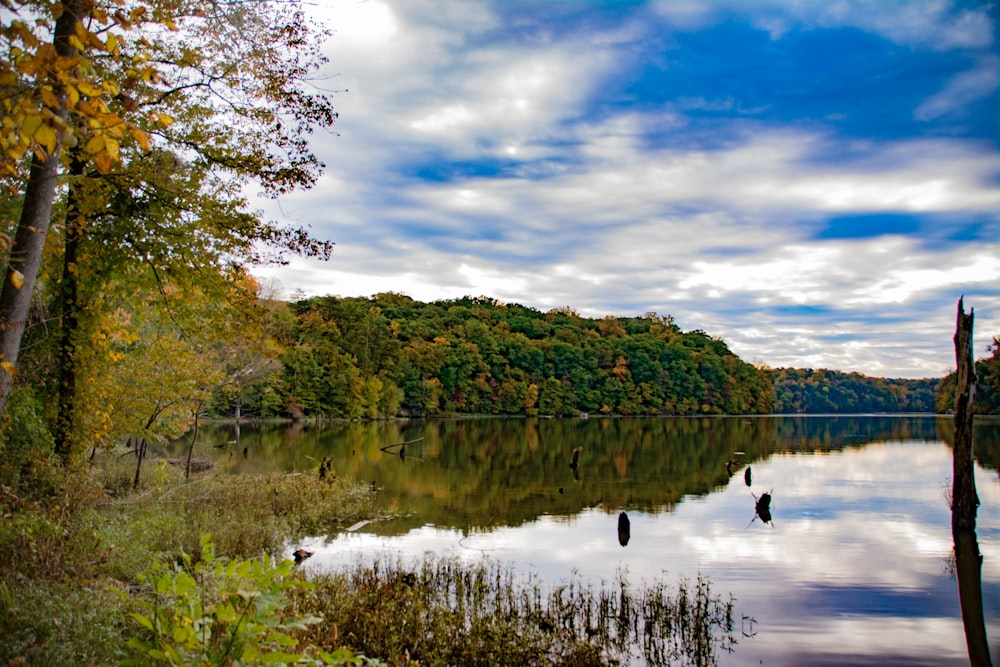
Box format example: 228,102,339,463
168,416,1000,666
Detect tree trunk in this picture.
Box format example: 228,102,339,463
54,152,88,460
952,297,977,531
133,438,147,491
185,403,202,481
951,296,992,667
0,1,83,421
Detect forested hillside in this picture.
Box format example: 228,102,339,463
771,368,939,414
213,293,957,420
218,293,775,418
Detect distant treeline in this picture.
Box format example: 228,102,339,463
771,368,939,414
212,293,1000,420
218,293,774,419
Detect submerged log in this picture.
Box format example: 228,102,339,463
165,457,216,473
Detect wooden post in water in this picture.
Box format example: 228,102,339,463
951,296,992,667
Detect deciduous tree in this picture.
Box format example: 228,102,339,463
3,1,339,459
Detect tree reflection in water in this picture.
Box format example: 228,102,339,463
955,527,992,666
749,491,773,527
164,415,1000,664
951,299,993,667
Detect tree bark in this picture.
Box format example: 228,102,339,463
54,152,88,459
133,438,147,491
952,296,977,531
0,1,83,421
185,403,202,481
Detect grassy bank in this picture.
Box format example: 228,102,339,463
0,451,737,666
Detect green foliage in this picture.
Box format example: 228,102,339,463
936,335,1000,415
0,390,99,584
228,295,772,419
123,534,382,667
0,575,125,666
771,367,939,413
0,388,59,500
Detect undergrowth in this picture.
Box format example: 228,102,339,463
0,445,388,666
1,434,738,666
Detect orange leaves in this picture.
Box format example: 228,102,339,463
611,355,631,380
151,111,174,127
39,85,60,109
128,126,151,151
0,3,179,181
84,133,116,172
75,80,104,97
6,20,40,50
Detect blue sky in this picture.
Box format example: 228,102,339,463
255,0,1000,378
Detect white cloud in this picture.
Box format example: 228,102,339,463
848,250,1000,305
324,0,400,48
915,54,1000,120
755,0,996,51
648,0,719,30
251,0,1000,378
677,246,844,301
402,46,619,164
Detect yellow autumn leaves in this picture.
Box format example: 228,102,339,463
1,4,175,184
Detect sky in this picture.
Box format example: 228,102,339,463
253,0,1000,379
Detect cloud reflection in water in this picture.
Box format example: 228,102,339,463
305,439,997,666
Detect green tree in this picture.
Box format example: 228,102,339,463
1,1,338,458
937,334,1000,415
1,0,128,419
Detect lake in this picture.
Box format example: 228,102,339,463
167,415,1000,666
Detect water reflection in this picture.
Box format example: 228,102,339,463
167,415,981,536
618,512,631,547
750,491,772,527
955,527,992,666
163,416,1000,666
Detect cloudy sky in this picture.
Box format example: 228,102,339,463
254,0,1000,379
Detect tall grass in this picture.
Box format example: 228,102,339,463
87,454,389,578
1,448,738,666
299,555,736,667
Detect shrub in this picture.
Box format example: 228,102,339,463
123,533,382,666
0,389,60,502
